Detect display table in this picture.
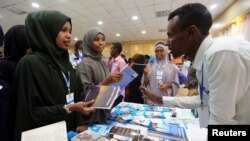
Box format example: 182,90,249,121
72,102,207,141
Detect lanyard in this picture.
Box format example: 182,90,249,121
61,71,70,94
133,63,146,66
199,64,204,108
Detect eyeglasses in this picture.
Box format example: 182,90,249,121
155,50,164,53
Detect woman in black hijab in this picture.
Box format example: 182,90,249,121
0,25,30,141
13,11,94,141
125,54,146,104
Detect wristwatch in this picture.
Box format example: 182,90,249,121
63,105,72,114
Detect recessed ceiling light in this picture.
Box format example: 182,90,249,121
212,23,222,29
98,21,103,25
209,4,217,10
141,30,146,34
132,16,138,20
74,37,78,41
116,33,120,37
31,2,40,8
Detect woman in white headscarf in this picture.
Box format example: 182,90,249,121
143,40,179,104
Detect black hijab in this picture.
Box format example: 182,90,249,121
25,10,72,73
3,25,28,62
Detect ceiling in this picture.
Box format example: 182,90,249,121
0,0,235,44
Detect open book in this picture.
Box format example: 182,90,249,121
111,65,138,95
21,121,67,141
84,85,120,109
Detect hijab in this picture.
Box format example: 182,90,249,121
131,54,146,74
153,40,170,68
25,10,71,73
3,25,29,62
82,27,104,60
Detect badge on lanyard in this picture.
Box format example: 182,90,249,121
61,71,74,104
156,70,163,84
156,70,163,79
66,93,74,104
198,106,209,128
198,64,209,128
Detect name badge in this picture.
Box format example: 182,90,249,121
198,106,209,128
156,75,163,80
66,93,74,104
157,70,163,75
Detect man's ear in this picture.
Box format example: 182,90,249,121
187,25,197,39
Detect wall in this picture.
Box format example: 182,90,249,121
211,0,250,37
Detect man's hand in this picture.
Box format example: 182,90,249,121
139,86,163,104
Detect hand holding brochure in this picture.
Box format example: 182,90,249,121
84,85,120,109
111,65,138,95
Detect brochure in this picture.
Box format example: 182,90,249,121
70,130,101,141
84,85,120,109
148,122,187,141
111,65,138,95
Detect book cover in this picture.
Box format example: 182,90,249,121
84,85,120,109
111,65,138,95
70,130,101,141
148,122,188,141
109,126,141,141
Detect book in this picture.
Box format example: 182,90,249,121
148,122,188,141
21,121,67,141
84,85,120,109
109,126,141,141
111,65,138,95
70,130,102,141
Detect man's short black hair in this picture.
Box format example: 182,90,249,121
168,3,212,36
74,40,83,49
112,42,123,54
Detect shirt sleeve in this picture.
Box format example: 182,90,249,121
163,95,201,109
205,51,248,124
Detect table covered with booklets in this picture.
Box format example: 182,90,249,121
71,102,207,141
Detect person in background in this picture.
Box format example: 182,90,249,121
76,28,121,131
0,25,31,141
108,42,127,106
125,54,146,104
69,40,83,69
120,53,128,64
143,3,250,125
108,42,127,73
0,25,4,47
143,40,179,104
184,66,199,96
181,55,191,77
13,11,95,141
128,57,133,66
144,54,150,65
